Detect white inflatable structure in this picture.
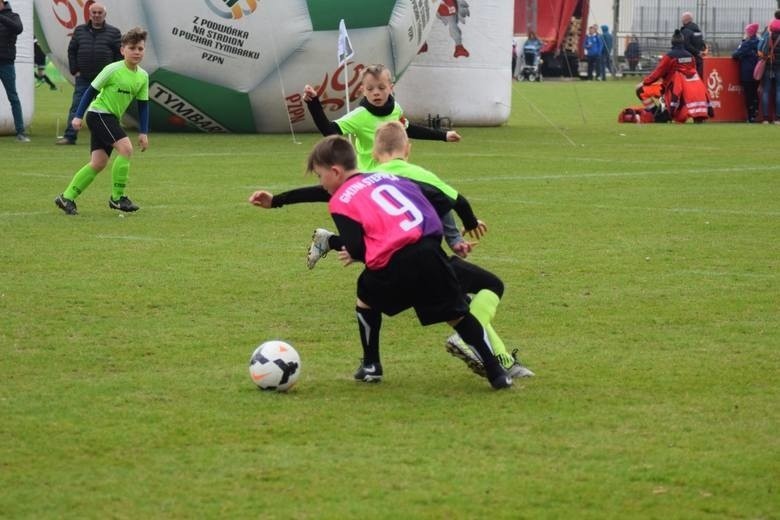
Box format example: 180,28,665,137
396,0,513,126
32,0,511,133
0,0,33,136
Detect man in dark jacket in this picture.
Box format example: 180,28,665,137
0,0,29,142
56,2,121,145
680,11,705,79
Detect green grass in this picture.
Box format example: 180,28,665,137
1,79,778,519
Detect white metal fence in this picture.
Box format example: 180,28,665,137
614,0,778,71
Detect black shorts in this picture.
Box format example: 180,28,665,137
357,237,469,326
86,111,127,155
448,256,504,297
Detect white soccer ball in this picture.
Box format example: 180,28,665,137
34,0,439,133
249,340,301,392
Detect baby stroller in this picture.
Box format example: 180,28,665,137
519,37,543,81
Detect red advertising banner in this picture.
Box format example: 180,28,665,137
703,57,746,122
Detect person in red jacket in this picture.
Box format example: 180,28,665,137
640,29,710,123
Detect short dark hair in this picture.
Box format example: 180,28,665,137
306,135,357,173
121,27,147,46
775,9,780,20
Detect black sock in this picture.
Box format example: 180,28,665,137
454,313,504,379
356,307,382,365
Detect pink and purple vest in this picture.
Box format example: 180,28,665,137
329,173,442,269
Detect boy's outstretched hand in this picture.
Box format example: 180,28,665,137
302,84,318,102
248,190,274,208
463,219,487,239
139,134,148,152
451,240,476,258
337,247,355,267
446,130,461,142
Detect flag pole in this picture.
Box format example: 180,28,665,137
343,61,350,114
337,19,354,129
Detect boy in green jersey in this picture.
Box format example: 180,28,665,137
55,27,150,215
304,63,469,257
303,64,461,171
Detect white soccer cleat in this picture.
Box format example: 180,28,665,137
445,333,486,377
505,348,535,378
307,228,334,269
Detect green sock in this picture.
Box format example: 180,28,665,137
111,155,130,200
63,164,98,200
469,290,512,365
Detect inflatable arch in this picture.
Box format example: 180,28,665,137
32,0,511,133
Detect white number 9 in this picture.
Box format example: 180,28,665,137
371,185,424,231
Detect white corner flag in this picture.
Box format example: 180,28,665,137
337,19,354,66
337,19,355,119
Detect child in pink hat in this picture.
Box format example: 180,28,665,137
732,23,762,121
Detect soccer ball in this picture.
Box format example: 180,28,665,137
34,0,439,133
249,340,301,392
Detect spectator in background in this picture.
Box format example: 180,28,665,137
584,24,603,80
680,11,705,78
732,23,760,123
522,31,542,67
0,0,28,142
511,40,517,79
625,36,641,72
34,37,57,90
56,2,121,145
758,18,780,124
600,24,614,79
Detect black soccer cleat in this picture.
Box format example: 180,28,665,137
354,360,383,383
55,194,78,215
108,196,139,212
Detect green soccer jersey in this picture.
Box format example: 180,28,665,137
89,61,149,119
375,158,459,201
335,104,407,170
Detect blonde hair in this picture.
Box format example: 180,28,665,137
360,64,393,84
373,121,407,158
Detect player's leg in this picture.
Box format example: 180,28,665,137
56,134,109,215
448,257,534,377
109,136,137,209
470,289,535,378
354,300,383,382
407,239,510,389
94,113,140,213
449,314,511,389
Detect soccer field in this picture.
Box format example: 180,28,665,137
1,80,778,518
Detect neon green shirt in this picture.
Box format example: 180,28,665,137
89,61,149,119
335,104,407,170
375,158,458,200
